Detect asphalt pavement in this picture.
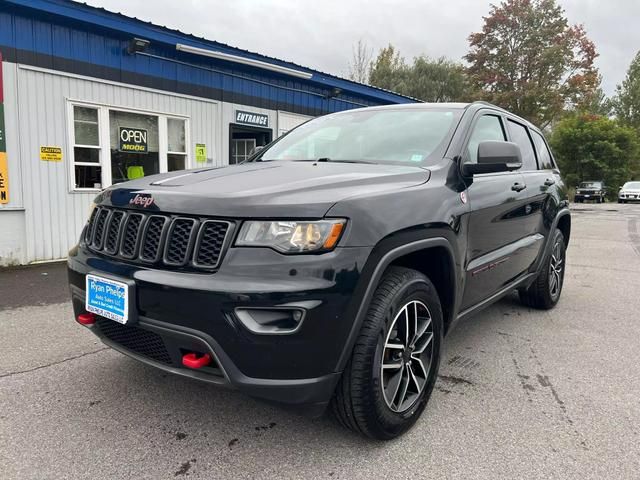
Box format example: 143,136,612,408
1,202,639,479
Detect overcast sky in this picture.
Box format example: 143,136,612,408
86,0,639,96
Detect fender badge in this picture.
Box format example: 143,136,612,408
460,191,468,204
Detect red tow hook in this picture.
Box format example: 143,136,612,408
77,312,96,325
182,352,211,369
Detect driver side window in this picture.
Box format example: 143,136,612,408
467,115,506,163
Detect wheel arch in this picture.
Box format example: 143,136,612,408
388,246,456,335
335,237,458,373
556,212,571,247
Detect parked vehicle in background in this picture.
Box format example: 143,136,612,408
618,181,640,203
574,181,606,203
68,102,570,440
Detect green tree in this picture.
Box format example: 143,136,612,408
368,45,469,102
550,114,640,196
613,50,640,129
465,0,599,128
368,45,409,92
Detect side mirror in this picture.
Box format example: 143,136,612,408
462,141,523,176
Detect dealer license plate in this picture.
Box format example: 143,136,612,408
85,274,130,324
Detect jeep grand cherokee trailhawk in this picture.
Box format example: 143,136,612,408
68,102,570,440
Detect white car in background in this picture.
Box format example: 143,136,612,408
618,181,640,203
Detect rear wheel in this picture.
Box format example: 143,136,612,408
331,266,443,440
519,229,566,309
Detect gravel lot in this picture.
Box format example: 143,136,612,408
1,202,639,479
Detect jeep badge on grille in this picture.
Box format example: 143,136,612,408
129,194,154,208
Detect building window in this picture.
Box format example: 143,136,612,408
167,118,187,171
69,102,190,192
231,138,256,164
72,106,102,189
109,110,159,184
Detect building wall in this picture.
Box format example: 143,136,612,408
0,61,314,265
0,210,26,265
2,62,223,263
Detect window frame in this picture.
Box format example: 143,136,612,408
66,101,191,193
529,128,557,171
462,111,509,170
504,117,539,172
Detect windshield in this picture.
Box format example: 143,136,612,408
257,108,461,165
580,182,602,188
623,182,640,189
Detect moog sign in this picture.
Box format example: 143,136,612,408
235,110,269,128
119,127,148,153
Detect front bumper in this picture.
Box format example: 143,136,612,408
68,242,372,412
574,192,602,201
619,194,640,201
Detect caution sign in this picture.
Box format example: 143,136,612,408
195,143,207,163
119,127,148,153
40,146,62,162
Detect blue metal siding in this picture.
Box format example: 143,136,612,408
0,1,415,115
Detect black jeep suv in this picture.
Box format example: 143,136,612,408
68,102,570,440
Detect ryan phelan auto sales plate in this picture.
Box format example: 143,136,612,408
85,274,131,324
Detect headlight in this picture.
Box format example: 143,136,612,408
87,201,97,218
236,219,346,253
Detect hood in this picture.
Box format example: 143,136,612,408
98,162,431,218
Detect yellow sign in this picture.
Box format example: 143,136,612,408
0,152,8,204
195,143,207,163
40,146,62,162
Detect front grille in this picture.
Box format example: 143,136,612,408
84,206,232,271
96,318,172,365
140,216,167,262
194,221,229,267
164,218,196,266
92,208,110,249
104,211,125,254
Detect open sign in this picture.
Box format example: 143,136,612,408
119,127,148,153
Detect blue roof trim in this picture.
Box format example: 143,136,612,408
2,0,415,105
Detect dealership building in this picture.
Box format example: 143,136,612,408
0,0,412,265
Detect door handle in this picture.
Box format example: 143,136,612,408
511,182,527,192
544,178,556,186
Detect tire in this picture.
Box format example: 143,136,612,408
331,266,443,440
519,229,566,310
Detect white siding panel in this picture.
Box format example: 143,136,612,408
15,65,220,262
277,111,313,137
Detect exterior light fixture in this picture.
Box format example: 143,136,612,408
175,43,313,80
326,87,343,99
127,37,150,54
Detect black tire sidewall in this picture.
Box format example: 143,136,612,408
365,273,443,438
543,229,566,306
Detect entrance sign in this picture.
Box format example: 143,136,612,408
235,110,269,128
119,127,148,153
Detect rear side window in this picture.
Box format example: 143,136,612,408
467,115,506,163
531,130,555,170
507,120,537,171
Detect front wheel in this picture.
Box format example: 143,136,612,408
331,266,443,440
519,229,566,309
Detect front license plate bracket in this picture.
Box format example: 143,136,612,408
85,272,137,324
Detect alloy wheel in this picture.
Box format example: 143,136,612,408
549,240,564,299
380,300,434,413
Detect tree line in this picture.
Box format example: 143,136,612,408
347,0,640,193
